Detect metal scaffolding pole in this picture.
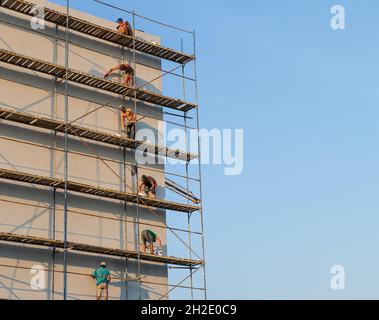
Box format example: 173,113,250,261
193,30,208,300
51,22,59,302
181,38,194,300
63,0,70,300
131,10,142,301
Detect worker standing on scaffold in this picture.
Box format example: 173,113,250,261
121,106,136,139
116,18,133,36
104,63,134,87
91,261,111,300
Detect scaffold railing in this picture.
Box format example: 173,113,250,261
0,0,194,64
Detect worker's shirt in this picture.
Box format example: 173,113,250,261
117,22,132,36
145,176,157,188
92,267,110,286
120,64,134,75
147,230,158,241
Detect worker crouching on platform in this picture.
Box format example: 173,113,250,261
116,18,133,36
104,63,134,87
138,175,157,199
121,107,136,139
141,229,162,255
91,261,111,300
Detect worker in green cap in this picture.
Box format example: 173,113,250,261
91,261,111,300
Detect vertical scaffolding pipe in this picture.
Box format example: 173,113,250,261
120,39,129,300
181,39,194,300
132,11,142,301
52,23,59,301
193,31,207,300
52,187,56,300
63,0,70,300
123,146,129,300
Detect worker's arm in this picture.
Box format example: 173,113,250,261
138,181,144,192
156,237,162,247
104,65,122,78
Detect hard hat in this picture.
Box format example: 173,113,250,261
116,18,123,23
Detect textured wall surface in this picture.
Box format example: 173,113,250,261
0,0,168,300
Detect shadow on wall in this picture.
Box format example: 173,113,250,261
0,244,54,300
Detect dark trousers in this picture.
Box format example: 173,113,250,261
125,123,135,139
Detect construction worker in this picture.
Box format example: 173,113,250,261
138,175,157,199
104,63,134,87
121,106,136,139
140,229,162,254
116,18,133,36
91,261,111,300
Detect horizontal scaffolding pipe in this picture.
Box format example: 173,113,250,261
0,197,203,236
94,0,194,35
0,77,195,130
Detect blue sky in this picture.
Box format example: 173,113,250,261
50,0,379,299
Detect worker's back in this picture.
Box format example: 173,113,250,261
93,267,110,285
119,21,133,36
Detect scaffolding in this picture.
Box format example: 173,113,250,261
0,0,206,300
